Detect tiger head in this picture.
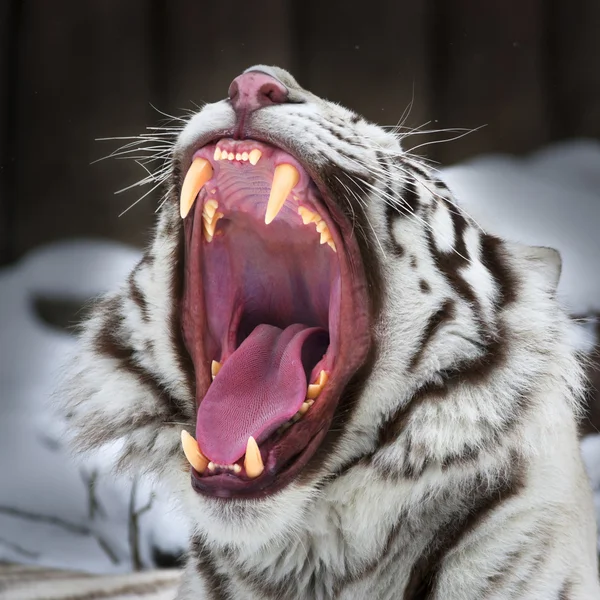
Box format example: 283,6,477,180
63,66,571,554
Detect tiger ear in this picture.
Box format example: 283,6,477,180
522,245,562,290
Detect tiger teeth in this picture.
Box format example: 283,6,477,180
213,147,260,164
181,431,210,474
211,360,222,379
266,164,300,224
297,208,337,252
298,206,320,225
307,370,328,399
203,199,218,220
244,436,264,479
180,158,213,219
249,149,262,166
203,210,224,241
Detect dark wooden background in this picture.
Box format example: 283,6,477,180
1,0,600,265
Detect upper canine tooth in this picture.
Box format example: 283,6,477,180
181,430,209,473
180,158,213,219
307,370,328,399
265,164,300,224
211,360,222,379
249,149,262,166
244,436,264,479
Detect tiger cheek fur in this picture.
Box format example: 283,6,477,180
60,66,600,599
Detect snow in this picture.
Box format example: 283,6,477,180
0,240,188,572
0,139,599,573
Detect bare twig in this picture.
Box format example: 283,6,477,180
0,505,120,565
0,535,40,559
80,468,106,519
128,479,155,571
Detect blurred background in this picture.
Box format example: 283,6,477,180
1,0,600,588
2,0,600,259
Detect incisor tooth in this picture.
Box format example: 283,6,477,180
213,147,221,161
220,149,228,160
180,158,213,219
211,360,222,379
236,153,242,161
181,430,209,473
242,152,249,161
265,164,300,224
228,152,234,160
307,370,328,399
244,436,264,479
249,149,262,166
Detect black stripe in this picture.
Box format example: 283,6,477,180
401,179,420,214
558,579,573,600
427,203,477,306
191,537,231,600
128,267,150,322
404,461,526,599
408,300,455,371
479,234,518,308
375,325,510,452
92,298,189,436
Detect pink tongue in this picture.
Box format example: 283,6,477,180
196,323,327,465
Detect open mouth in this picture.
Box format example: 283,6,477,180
180,138,370,499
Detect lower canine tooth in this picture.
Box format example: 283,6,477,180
181,431,209,473
180,158,213,219
244,436,264,479
265,164,300,224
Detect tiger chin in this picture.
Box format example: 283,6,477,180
60,66,600,599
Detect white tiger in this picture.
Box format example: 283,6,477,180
60,65,600,599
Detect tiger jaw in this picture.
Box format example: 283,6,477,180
179,137,371,498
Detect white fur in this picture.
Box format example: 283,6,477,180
60,66,599,599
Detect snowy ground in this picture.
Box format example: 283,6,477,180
1,139,599,572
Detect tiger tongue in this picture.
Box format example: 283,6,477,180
196,323,327,465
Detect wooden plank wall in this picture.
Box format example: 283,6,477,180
1,1,599,262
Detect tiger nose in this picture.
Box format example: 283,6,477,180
228,72,288,114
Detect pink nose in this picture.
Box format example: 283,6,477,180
228,72,288,114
